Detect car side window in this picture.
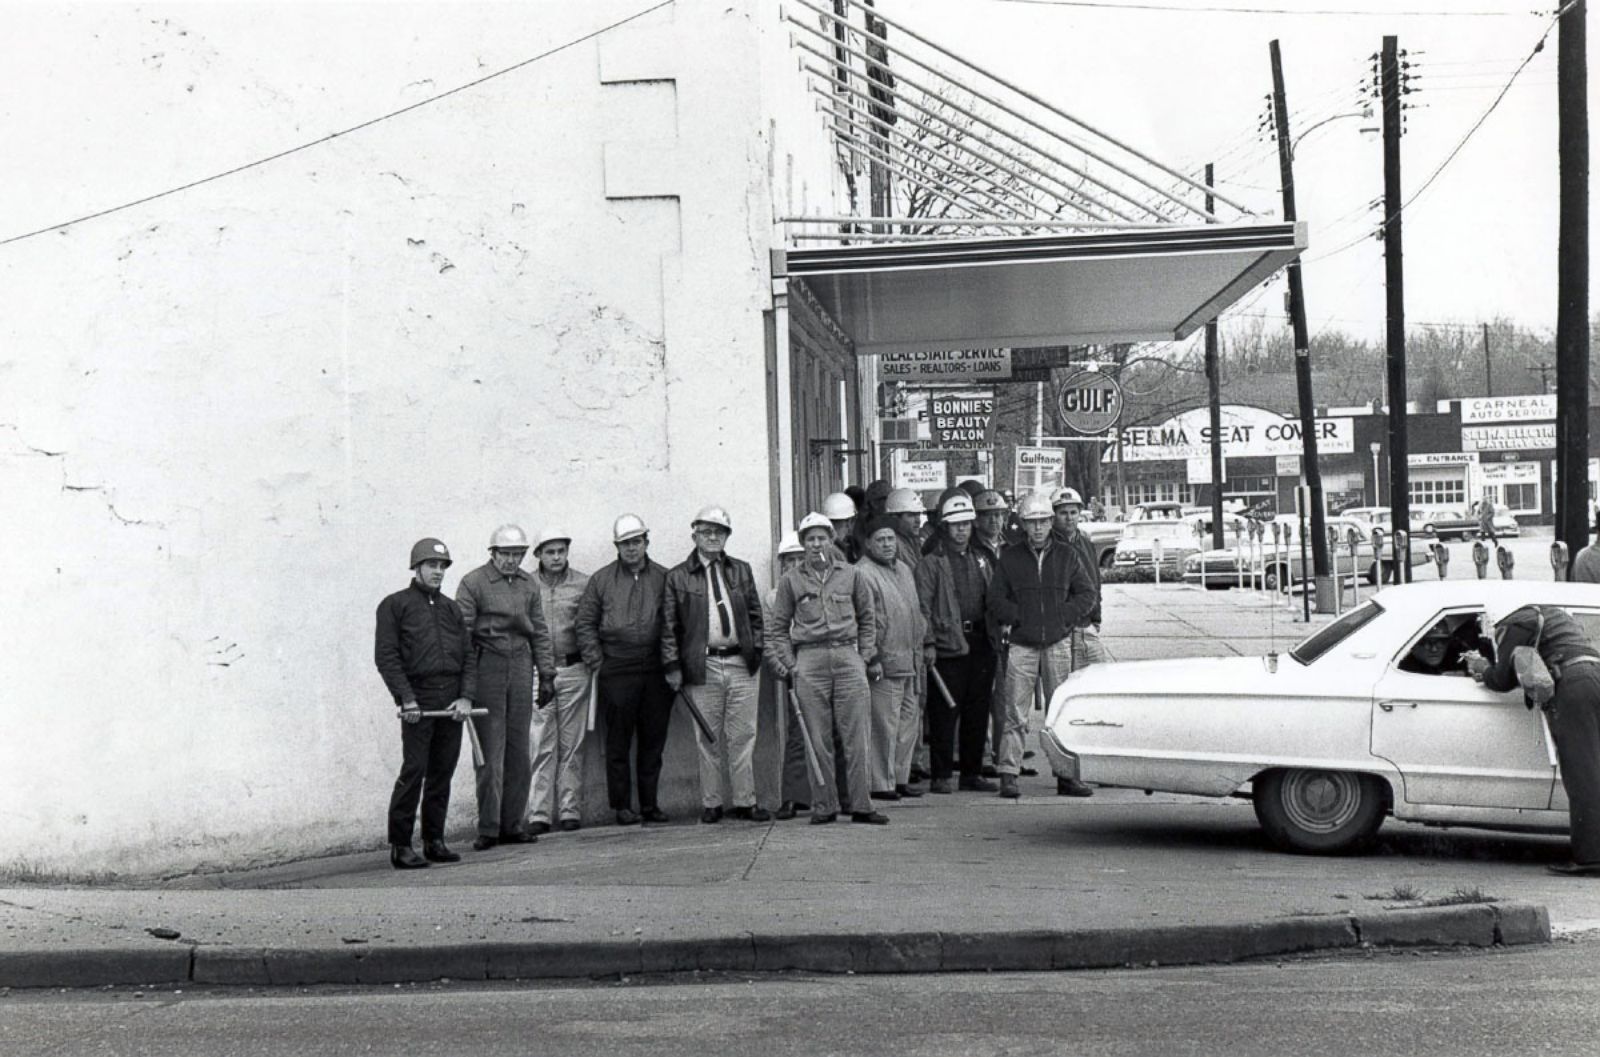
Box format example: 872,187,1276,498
1567,609,1600,646
1392,609,1491,677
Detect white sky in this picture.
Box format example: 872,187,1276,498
1,0,1589,348
894,0,1585,344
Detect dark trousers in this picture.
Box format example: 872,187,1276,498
473,648,534,838
772,671,811,806
600,670,674,811
1552,666,1600,865
387,679,464,845
931,645,996,781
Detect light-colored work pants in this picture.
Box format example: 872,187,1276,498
869,674,914,793
687,654,760,809
793,644,872,817
528,661,589,824
1071,626,1108,670
997,638,1073,776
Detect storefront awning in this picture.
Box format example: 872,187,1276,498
779,222,1306,356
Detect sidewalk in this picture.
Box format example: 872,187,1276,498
1,584,1577,991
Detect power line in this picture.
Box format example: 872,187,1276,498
1304,4,1566,265
0,0,676,249
988,0,1545,16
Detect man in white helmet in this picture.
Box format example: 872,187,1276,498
768,513,888,826
919,492,998,794
527,527,591,835
457,524,557,849
764,533,812,820
575,514,674,826
987,493,1096,800
854,515,926,800
662,506,769,824
821,492,861,563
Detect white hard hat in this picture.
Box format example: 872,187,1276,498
1018,493,1055,521
777,531,804,557
1051,487,1084,509
821,492,857,520
489,524,530,550
885,488,923,515
691,505,733,532
940,493,976,524
533,527,571,553
613,513,649,543
796,512,835,538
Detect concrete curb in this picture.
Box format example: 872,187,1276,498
0,903,1552,990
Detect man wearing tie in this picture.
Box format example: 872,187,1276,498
663,506,769,823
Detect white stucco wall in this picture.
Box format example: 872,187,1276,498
2,1,825,875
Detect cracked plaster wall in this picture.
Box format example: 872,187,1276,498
0,1,806,875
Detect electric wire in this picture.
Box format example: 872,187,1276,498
0,0,676,248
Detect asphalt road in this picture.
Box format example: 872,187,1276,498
5,934,1596,1057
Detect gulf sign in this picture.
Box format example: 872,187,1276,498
1056,371,1124,435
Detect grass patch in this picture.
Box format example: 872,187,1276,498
1365,883,1422,902
1419,885,1497,908
0,858,123,886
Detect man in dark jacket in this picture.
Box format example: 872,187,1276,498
457,524,557,850
919,492,998,794
576,514,674,826
374,538,473,870
1469,604,1600,875
662,505,769,824
986,493,1097,799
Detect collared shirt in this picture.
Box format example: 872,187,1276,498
536,566,591,662
456,562,556,675
769,555,877,666
704,555,739,649
374,581,469,705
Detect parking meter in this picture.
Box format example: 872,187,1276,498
1152,536,1164,585
1497,545,1515,580
1432,542,1450,580
1394,530,1409,584
1472,539,1489,579
1552,540,1570,581
1346,527,1362,605
1370,526,1386,584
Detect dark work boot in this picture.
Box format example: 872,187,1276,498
422,839,460,863
390,844,429,870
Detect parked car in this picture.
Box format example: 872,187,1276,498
1039,580,1600,854
1112,518,1235,571
1077,518,1124,569
1339,505,1392,529
1181,515,1426,590
1410,505,1519,541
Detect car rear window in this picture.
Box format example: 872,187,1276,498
1291,600,1385,665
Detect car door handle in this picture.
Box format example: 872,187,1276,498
1378,701,1417,712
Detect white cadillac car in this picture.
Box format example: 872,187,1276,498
1039,581,1600,854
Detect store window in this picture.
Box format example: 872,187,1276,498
1410,477,1466,507
1503,483,1538,513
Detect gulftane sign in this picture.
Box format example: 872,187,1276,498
1056,371,1124,435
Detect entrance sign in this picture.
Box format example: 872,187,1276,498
1056,371,1124,435
879,349,1011,382
1014,446,1065,495
928,393,997,448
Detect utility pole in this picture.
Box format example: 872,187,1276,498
1381,35,1412,583
1528,361,1556,393
1269,40,1332,609
1481,323,1493,398
1205,164,1226,550
1557,0,1590,570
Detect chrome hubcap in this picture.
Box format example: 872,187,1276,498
1280,770,1360,834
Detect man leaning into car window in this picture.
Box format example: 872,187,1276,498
1467,605,1600,877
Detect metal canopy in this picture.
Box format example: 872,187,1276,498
782,222,1307,356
